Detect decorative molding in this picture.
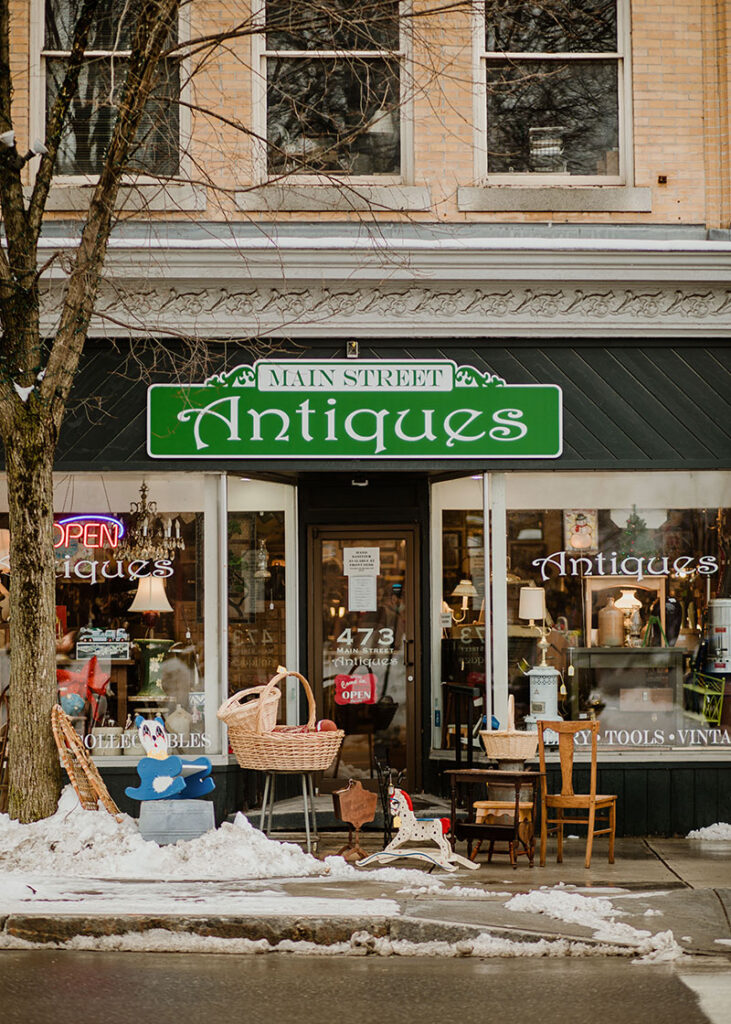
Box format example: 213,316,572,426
39,280,731,338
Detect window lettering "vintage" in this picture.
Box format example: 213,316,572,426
177,397,528,453
532,550,719,582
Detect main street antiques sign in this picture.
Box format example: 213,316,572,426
147,360,562,460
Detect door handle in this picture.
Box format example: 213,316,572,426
403,638,415,666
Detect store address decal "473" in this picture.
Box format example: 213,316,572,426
147,359,562,460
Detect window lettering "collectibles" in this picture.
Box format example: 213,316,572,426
177,397,528,453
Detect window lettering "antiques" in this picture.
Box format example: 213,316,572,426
532,551,719,582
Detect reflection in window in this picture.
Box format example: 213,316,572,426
264,0,401,175
1,506,205,758
227,512,286,708
505,507,730,750
482,0,622,177
439,511,487,754
44,0,180,176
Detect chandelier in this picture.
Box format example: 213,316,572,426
117,483,185,562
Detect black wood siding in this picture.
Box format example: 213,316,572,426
38,337,731,473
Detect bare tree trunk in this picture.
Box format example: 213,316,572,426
5,418,60,821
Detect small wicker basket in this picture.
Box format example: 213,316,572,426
479,694,538,761
226,668,344,773
217,683,281,733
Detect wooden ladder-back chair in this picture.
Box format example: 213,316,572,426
538,720,617,869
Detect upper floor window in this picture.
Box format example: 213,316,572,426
261,0,404,178
42,0,180,176
479,0,628,181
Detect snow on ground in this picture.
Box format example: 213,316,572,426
505,888,684,962
687,822,731,840
0,787,418,885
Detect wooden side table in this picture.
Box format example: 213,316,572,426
445,768,541,868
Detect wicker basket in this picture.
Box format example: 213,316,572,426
217,684,281,733
479,694,537,761
227,669,343,773
480,729,538,761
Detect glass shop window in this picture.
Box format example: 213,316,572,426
227,511,287,708
0,486,206,759
439,509,487,754
481,0,624,180
263,0,402,176
506,506,731,751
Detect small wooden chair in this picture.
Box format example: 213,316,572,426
538,720,616,870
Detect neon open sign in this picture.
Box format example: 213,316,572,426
54,516,125,550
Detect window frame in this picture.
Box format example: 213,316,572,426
30,0,192,186
251,0,414,186
472,0,634,186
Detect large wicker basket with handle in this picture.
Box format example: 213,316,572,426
217,683,281,733
226,668,344,772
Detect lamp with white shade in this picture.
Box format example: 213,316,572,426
614,588,643,644
450,578,478,624
128,576,173,637
519,585,563,728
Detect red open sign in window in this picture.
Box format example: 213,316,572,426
334,673,376,705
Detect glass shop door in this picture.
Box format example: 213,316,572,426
309,527,419,788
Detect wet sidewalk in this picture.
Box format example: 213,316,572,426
1,834,729,957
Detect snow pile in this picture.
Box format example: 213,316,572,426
0,788,331,881
0,927,634,959
0,788,442,887
687,822,731,840
505,888,684,963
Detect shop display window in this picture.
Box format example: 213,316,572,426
227,510,287,703
505,505,730,750
434,473,731,756
0,475,211,759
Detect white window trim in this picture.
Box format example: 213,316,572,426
251,0,414,186
28,0,194,200
472,0,634,186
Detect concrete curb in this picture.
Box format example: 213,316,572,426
0,912,638,952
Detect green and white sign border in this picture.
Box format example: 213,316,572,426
147,358,563,460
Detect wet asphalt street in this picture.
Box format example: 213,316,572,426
2,951,730,1024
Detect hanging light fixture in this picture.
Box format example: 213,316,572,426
117,483,185,562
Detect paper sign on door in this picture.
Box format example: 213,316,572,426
334,673,377,705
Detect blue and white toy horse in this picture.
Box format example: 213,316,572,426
125,715,214,801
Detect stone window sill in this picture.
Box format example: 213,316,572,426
457,186,652,213
29,183,206,213
235,184,431,212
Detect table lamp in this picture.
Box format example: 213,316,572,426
128,576,173,637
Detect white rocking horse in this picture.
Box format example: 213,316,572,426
357,786,479,872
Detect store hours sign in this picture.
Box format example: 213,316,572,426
147,360,562,460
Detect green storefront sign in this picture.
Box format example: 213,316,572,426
147,360,562,460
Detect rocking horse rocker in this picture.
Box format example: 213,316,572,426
357,787,479,873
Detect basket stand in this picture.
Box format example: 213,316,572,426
258,769,319,854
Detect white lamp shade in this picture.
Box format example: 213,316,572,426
128,576,173,613
615,588,642,611
519,586,545,621
451,578,478,599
